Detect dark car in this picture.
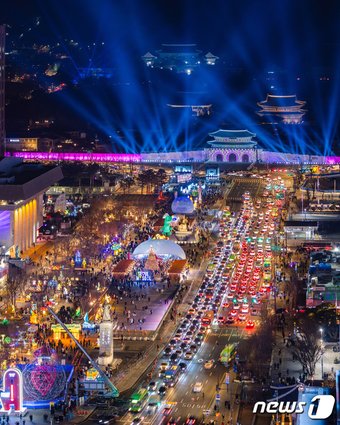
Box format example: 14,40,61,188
170,353,178,363
158,386,167,397
164,347,172,356
178,362,187,371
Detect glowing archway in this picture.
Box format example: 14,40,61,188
0,367,24,412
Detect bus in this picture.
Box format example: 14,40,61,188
129,388,148,413
219,344,236,365
163,365,181,387
201,310,214,327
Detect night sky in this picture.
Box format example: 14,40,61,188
2,0,339,69
2,0,340,154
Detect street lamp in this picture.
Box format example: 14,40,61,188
320,328,324,379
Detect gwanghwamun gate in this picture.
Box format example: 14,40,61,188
6,128,340,166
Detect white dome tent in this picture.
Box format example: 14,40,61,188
132,239,186,260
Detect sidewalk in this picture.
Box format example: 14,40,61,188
111,258,210,393
270,337,339,383
112,317,177,393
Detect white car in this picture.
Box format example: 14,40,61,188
204,360,214,370
193,382,203,393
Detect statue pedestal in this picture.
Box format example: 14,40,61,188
174,230,192,241
98,352,114,366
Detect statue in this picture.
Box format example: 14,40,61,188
161,214,173,236
102,303,112,322
178,216,189,232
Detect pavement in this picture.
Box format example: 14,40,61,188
110,281,178,332
0,407,95,425
270,336,339,383
111,261,211,394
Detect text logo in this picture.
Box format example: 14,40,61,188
308,395,335,419
253,395,335,419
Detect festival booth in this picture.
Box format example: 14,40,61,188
167,259,188,283
111,259,135,279
51,323,82,341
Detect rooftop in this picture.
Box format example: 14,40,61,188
0,158,63,201
209,129,256,139
258,94,306,107
158,44,201,54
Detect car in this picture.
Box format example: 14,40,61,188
178,362,187,371
204,360,214,369
169,339,177,349
164,347,172,356
163,406,172,416
170,353,178,363
184,351,193,360
193,382,203,393
159,362,168,371
238,314,246,321
190,344,198,353
225,316,235,325
180,342,188,350
185,417,197,424
148,381,157,392
131,418,144,424
158,386,167,397
230,310,237,317
246,320,255,329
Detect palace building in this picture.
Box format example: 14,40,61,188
257,94,307,124
205,129,260,163
142,44,218,73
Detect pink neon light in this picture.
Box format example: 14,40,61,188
10,151,142,163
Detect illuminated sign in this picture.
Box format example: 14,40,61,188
85,368,100,381
0,368,24,412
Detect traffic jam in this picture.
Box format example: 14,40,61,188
127,175,286,425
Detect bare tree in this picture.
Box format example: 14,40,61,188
5,276,26,313
237,321,275,376
291,320,323,378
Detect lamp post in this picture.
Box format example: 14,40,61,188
320,328,324,379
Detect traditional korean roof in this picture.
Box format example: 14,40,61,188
142,52,157,58
208,129,256,139
205,52,219,59
258,94,306,108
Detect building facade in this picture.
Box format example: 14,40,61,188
205,129,260,163
142,44,218,73
0,158,63,256
5,137,39,152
